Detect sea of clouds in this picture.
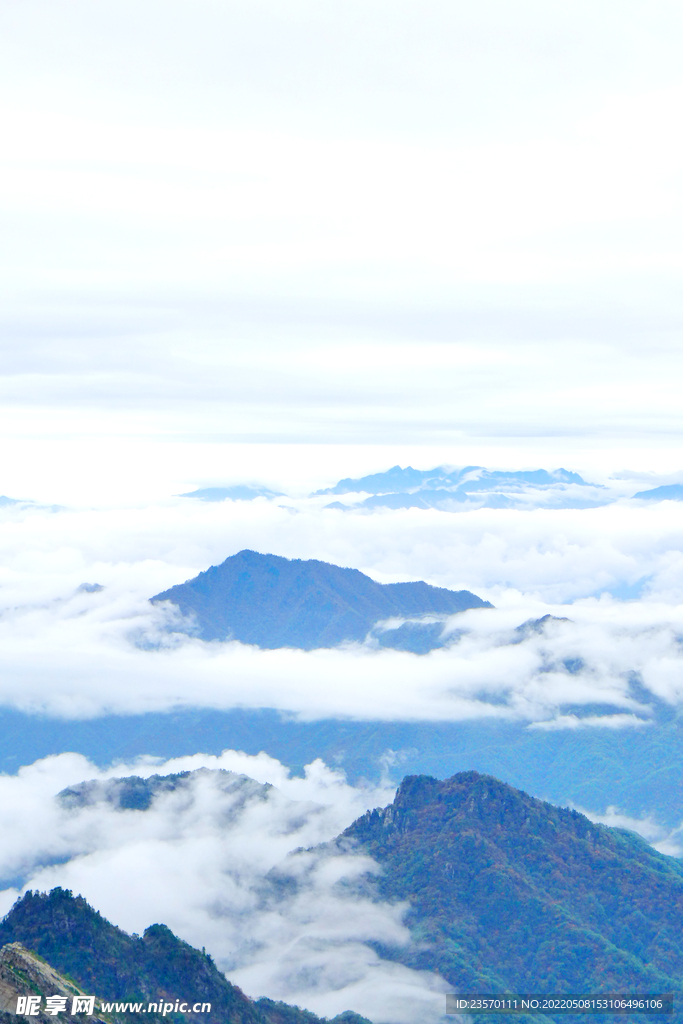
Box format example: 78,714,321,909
0,495,682,724
1,492,683,1020
2,4,683,1020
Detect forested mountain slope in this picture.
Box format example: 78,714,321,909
0,891,370,1024
336,771,683,1013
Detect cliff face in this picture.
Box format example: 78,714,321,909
0,941,98,1023
341,771,683,1000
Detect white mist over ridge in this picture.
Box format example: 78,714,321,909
0,497,681,725
0,751,679,1022
0,752,446,1024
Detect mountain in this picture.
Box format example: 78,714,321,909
150,549,491,650
6,775,683,1023
633,483,683,501
317,465,608,511
0,940,100,1023
0,890,371,1024
178,487,284,502
334,771,683,1009
58,767,272,813
317,465,588,496
315,466,440,495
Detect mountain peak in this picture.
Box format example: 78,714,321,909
151,550,490,651
340,770,683,995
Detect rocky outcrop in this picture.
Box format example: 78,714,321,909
0,942,97,1021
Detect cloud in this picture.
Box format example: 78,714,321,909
0,497,682,725
1,3,683,465
0,752,447,1024
528,713,652,731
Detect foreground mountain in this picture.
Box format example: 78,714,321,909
151,549,490,650
334,771,683,1005
0,890,370,1024
5,772,683,1023
0,941,100,1023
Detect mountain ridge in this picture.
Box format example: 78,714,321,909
0,890,371,1024
5,769,683,1022
315,465,609,511
331,770,683,1013
151,549,490,651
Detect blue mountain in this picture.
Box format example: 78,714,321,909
0,703,681,826
634,483,683,501
151,549,491,650
178,486,283,502
316,465,607,511
317,465,589,497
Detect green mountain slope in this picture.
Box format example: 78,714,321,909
338,772,683,1009
0,890,370,1024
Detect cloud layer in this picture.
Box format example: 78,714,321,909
0,752,447,1024
0,496,682,726
1,1,683,469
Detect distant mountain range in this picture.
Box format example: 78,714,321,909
4,466,683,515
151,549,491,651
0,697,681,828
176,466,683,510
633,483,683,501
317,465,586,493
179,486,284,502
318,465,610,511
0,889,369,1024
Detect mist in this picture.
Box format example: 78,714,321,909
0,497,681,726
0,751,448,1023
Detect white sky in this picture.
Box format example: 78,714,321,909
1,1,683,501
3,13,683,1015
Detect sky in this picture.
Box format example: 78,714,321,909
1,1,683,502
2,4,683,1021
